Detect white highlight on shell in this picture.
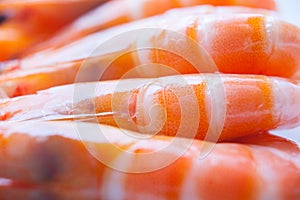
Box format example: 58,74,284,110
129,0,144,20
272,77,300,127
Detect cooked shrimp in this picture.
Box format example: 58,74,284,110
0,11,299,97
30,0,276,51
1,74,300,141
0,0,105,61
0,121,299,200
0,2,298,200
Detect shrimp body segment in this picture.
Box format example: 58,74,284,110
1,74,300,141
0,121,299,200
2,12,300,97
23,13,300,78
33,0,276,50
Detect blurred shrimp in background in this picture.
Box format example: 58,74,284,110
0,0,105,61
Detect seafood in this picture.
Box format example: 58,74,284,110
0,1,299,199
0,0,105,60
1,11,299,97
0,121,299,199
31,0,276,51
1,74,300,142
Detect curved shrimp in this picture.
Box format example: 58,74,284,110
1,74,300,142
1,11,299,97
0,121,299,199
29,0,276,51
0,0,105,61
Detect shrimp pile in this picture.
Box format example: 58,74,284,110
0,0,300,199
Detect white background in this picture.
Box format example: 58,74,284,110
276,0,300,27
